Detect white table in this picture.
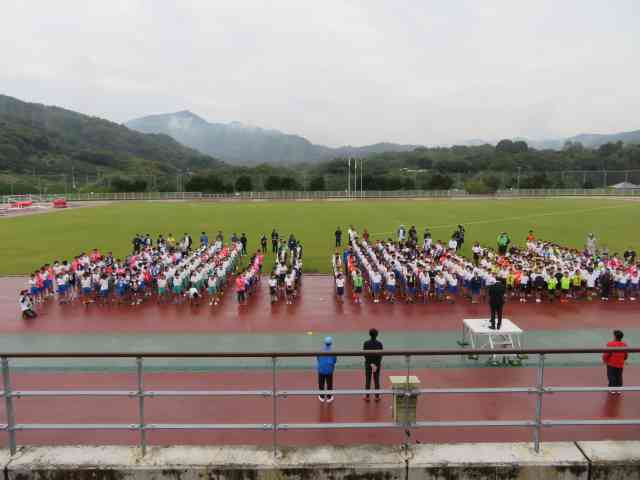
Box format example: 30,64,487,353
459,318,524,364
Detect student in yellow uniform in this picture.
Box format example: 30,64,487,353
560,272,571,302
547,275,558,302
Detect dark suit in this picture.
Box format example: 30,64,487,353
363,339,383,398
488,281,506,329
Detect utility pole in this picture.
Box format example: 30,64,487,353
354,158,357,196
360,158,364,198
347,158,351,198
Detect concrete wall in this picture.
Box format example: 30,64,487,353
0,442,635,480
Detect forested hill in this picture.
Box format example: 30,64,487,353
0,95,224,175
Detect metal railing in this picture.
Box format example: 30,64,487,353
1,348,638,456
3,188,640,204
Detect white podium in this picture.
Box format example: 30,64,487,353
458,318,524,365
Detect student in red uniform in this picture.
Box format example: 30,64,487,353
602,330,629,395
235,274,246,305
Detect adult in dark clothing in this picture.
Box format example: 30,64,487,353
603,329,628,395
288,235,297,253
260,234,268,253
240,233,248,256
623,248,636,265
488,279,506,330
335,227,342,247
600,271,612,300
456,225,465,250
132,234,141,254
409,225,417,242
363,328,383,401
271,229,279,253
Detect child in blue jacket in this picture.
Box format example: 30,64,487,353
317,337,337,403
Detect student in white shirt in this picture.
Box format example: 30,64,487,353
19,290,37,319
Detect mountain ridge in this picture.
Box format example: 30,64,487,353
0,94,224,175
126,111,420,165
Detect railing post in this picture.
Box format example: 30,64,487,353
1,357,17,455
272,356,278,458
404,354,412,445
136,356,147,456
533,353,545,453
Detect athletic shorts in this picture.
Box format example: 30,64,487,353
173,286,182,294
159,287,166,296
372,283,381,294
100,289,109,297
44,280,52,289
30,287,38,295
448,285,458,294
386,285,396,294
270,287,277,295
82,287,92,295
354,286,362,293
57,285,66,294
336,286,344,295
208,287,216,295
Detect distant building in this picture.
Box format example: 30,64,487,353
611,181,640,189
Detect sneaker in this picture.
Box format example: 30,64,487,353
364,395,370,402
326,396,334,403
318,396,325,402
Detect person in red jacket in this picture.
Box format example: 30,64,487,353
602,330,628,395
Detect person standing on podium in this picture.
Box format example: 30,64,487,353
488,278,506,330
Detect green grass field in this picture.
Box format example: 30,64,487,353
2,198,640,275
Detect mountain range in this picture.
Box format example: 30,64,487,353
126,111,419,165
0,95,223,175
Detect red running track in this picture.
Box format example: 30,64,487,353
0,367,638,448
2,276,640,334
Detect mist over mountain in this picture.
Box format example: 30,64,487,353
126,111,419,165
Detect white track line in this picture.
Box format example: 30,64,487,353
370,203,637,236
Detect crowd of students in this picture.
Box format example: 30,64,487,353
18,232,249,316
334,226,640,305
17,229,307,317
267,234,304,305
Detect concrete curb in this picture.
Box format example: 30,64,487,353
0,442,635,480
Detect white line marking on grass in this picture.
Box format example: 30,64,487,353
369,203,637,236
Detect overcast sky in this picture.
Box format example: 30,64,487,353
2,1,639,146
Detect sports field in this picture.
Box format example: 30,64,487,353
1,197,640,275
